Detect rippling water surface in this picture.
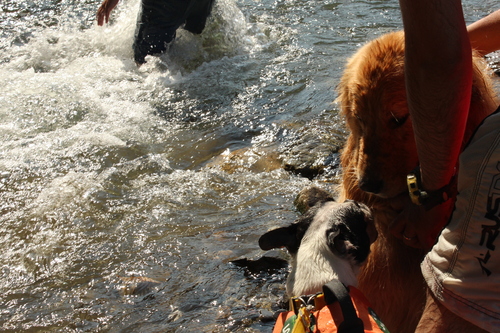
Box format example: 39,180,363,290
0,0,496,331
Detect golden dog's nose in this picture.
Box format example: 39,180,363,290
358,176,383,194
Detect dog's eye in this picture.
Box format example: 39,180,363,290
326,225,347,255
349,114,365,134
354,114,364,124
389,113,409,129
334,235,348,255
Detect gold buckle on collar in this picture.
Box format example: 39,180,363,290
407,171,428,205
290,293,327,314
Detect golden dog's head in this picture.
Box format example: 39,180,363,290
338,32,415,198
337,31,497,200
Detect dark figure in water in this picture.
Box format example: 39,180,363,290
97,0,215,64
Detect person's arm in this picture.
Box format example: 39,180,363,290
399,0,471,193
392,0,472,249
97,0,121,26
468,9,500,56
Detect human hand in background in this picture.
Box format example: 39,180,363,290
97,0,120,26
390,193,455,250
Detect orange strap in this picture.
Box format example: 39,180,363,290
272,287,389,333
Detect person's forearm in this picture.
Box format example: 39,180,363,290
468,9,500,56
399,0,472,191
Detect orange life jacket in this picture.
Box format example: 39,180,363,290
272,281,389,333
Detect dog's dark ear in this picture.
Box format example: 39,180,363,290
259,207,319,253
259,225,298,251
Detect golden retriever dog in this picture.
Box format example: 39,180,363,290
336,31,498,333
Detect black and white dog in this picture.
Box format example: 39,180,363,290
259,187,377,297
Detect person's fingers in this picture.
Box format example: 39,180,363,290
402,222,421,249
97,7,106,26
97,2,113,26
390,204,427,249
404,237,421,249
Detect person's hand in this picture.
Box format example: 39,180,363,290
390,193,455,250
97,0,120,26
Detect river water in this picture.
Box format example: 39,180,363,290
0,0,497,332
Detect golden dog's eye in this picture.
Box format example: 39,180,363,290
351,114,365,133
389,113,409,129
353,114,365,126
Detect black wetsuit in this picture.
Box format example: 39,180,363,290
133,0,215,64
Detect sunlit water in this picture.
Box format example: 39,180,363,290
0,0,497,332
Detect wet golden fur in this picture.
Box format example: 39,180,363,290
337,31,498,333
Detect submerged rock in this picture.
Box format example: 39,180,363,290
118,276,161,296
206,146,282,173
206,117,346,181
279,121,345,180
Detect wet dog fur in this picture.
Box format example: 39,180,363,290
259,189,376,297
336,31,498,332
